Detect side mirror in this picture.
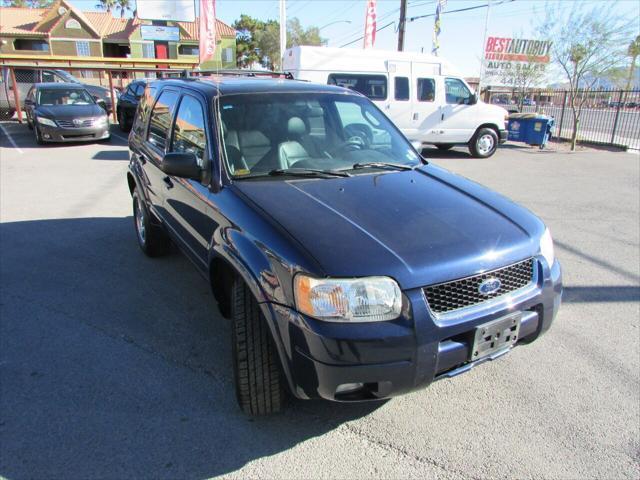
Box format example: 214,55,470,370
161,152,201,180
96,98,107,110
469,93,478,105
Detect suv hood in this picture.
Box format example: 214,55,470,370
234,165,544,289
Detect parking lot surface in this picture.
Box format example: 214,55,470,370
1,121,639,479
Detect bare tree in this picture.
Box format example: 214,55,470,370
538,1,634,150
498,54,548,110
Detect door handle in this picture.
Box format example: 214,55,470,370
163,176,173,189
441,113,444,121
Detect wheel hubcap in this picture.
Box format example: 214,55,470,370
477,134,495,155
135,201,146,244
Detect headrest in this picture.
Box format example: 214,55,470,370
287,116,306,136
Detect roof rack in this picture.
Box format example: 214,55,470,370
180,69,294,80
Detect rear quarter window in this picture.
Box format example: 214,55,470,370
147,89,179,150
132,86,158,136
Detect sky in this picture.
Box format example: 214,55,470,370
67,0,640,78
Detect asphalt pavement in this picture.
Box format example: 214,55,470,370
1,121,639,479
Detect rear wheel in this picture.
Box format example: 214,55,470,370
469,127,498,158
231,277,285,415
132,189,170,257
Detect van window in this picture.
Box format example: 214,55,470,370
147,89,179,151
394,77,409,101
171,95,207,167
417,78,435,102
327,74,387,100
445,78,472,105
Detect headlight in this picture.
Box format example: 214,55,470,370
37,117,57,127
539,228,555,267
294,274,402,322
94,116,108,125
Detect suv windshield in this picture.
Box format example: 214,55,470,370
37,88,95,106
219,93,421,178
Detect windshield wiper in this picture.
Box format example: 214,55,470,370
268,168,351,178
351,162,415,171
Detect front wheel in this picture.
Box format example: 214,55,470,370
469,128,498,158
132,189,170,257
231,277,285,415
34,125,44,145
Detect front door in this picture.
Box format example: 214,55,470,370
154,41,169,69
438,77,478,143
162,92,216,267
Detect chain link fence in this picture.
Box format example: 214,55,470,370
489,88,640,150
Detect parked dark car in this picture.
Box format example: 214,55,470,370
24,83,110,144
116,79,148,132
127,75,562,415
1,67,115,119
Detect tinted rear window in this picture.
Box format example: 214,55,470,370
147,89,179,150
327,73,387,100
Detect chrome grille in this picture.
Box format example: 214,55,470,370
57,119,93,128
424,259,535,314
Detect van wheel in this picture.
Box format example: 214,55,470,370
469,128,498,158
132,189,170,257
435,144,454,151
231,277,284,415
0,109,14,121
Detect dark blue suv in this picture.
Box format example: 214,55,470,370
127,74,562,415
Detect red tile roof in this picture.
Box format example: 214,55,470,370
0,6,235,42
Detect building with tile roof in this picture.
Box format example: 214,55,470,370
0,0,236,68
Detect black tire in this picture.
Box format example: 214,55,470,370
0,109,14,121
34,125,44,145
132,188,171,257
469,127,499,158
118,109,131,133
435,144,454,151
27,117,33,130
231,277,284,415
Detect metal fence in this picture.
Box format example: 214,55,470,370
488,88,640,150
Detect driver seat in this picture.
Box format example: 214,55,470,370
278,117,311,168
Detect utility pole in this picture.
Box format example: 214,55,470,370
279,0,286,70
478,0,492,88
397,0,407,51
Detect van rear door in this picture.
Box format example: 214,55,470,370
411,62,442,143
384,61,416,138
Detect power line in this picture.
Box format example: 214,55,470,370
340,21,396,48
408,0,516,22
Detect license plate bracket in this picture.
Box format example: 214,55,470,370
471,312,522,361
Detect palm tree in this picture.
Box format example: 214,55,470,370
116,0,132,18
626,35,640,91
95,0,116,13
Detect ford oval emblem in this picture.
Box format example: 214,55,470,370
478,277,501,296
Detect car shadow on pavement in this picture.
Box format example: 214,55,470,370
0,217,382,479
562,286,640,303
92,149,130,161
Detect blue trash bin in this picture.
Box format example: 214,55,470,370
507,113,554,149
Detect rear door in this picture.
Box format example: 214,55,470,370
140,88,180,221
384,61,415,137
161,92,215,267
411,62,443,143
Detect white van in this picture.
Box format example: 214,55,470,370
283,46,509,157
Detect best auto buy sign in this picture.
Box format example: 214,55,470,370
483,36,552,86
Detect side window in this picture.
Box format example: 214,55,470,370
417,78,436,102
147,89,179,150
394,77,409,101
327,74,387,100
42,71,55,83
134,83,145,97
445,78,471,105
133,86,157,136
171,95,207,167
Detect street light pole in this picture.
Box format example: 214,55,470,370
319,20,352,31
279,0,286,69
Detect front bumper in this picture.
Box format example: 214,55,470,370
268,256,562,401
499,129,509,143
37,124,110,143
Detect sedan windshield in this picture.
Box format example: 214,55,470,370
37,88,95,106
219,92,422,178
